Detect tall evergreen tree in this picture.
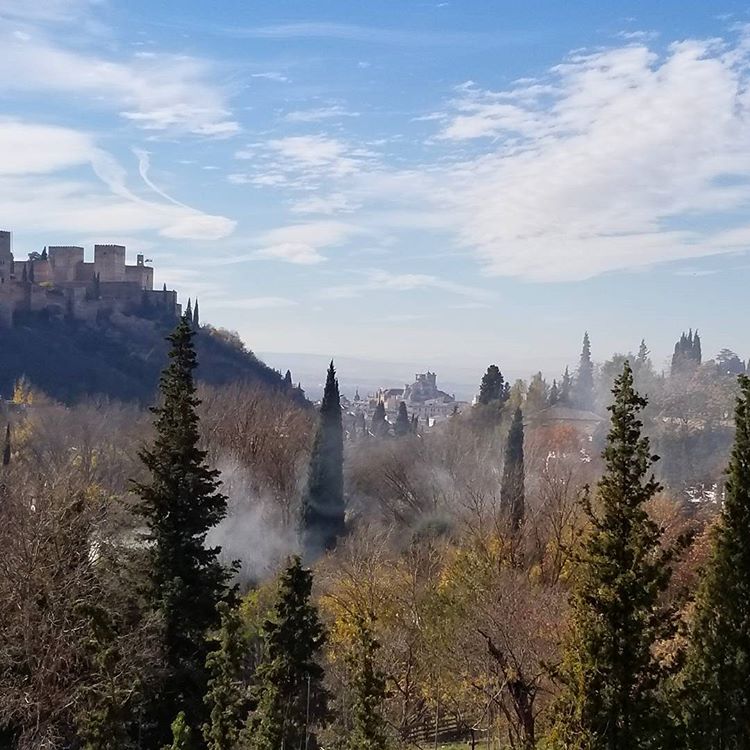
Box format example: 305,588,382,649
394,401,410,437
501,407,525,531
559,366,573,405
477,364,509,405
671,329,702,375
547,362,674,750
283,370,293,388
185,298,193,321
343,615,389,750
301,361,345,560
573,332,595,410
193,299,200,329
371,401,388,438
244,557,326,750
681,374,750,749
548,379,560,406
203,603,249,750
636,339,649,368
134,314,232,745
3,424,10,467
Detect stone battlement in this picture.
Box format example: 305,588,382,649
0,230,180,327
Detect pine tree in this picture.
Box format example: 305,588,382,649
501,407,525,531
203,603,248,750
186,298,193,321
163,282,168,292
134,315,232,745
681,374,750,749
394,401,410,437
636,339,649,368
371,401,388,438
477,364,509,405
244,557,326,750
283,370,293,388
193,299,200,329
343,615,389,750
301,361,345,560
547,362,674,750
549,380,560,406
573,332,595,410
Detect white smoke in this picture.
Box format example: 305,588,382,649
207,457,299,586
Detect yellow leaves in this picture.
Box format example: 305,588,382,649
12,376,34,405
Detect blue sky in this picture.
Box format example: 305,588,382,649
2,0,750,388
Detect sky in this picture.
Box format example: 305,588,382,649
2,0,750,391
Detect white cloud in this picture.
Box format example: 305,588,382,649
291,193,358,214
319,269,493,301
267,135,360,174
418,34,750,280
284,105,360,123
250,72,290,83
255,243,327,265
0,120,95,174
0,119,236,241
209,296,298,310
0,29,238,136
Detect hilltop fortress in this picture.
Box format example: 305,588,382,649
0,230,180,327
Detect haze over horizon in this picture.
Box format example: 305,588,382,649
2,0,750,375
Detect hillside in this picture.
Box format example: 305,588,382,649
0,310,302,405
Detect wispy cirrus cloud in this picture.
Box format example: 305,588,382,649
319,269,494,301
224,21,496,47
284,105,360,123
0,119,236,240
0,27,239,136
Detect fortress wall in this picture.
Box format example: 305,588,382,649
75,262,97,282
94,244,126,281
124,264,154,290
31,259,52,284
49,246,84,282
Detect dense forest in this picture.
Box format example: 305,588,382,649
1,318,749,749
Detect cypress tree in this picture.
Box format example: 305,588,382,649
547,362,674,750
371,401,388,438
193,299,200,329
681,374,750,748
134,314,232,745
283,370,293,388
574,332,595,410
394,401,410,437
343,615,389,750
203,602,248,750
244,557,326,750
501,407,525,531
3,424,10,467
185,298,193,321
301,361,345,560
